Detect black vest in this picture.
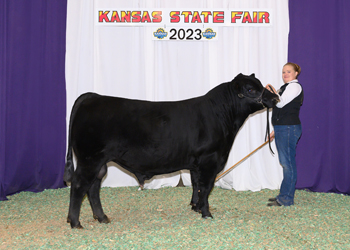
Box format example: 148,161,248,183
272,82,304,126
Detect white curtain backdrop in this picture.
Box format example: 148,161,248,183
66,0,289,190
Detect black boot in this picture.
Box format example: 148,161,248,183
267,200,282,207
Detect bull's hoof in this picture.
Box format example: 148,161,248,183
94,214,111,224
201,212,213,219
202,215,213,219
100,216,111,224
67,217,83,228
67,222,84,229
72,224,84,229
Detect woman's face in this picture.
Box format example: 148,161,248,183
282,65,298,83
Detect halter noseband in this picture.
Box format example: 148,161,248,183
238,88,266,108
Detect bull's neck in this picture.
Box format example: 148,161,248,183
210,95,250,139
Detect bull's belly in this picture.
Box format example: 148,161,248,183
111,153,195,176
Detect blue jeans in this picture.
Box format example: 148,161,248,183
274,124,302,206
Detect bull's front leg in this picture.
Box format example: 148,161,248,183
190,169,200,212
197,174,216,219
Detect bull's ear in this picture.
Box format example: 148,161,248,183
250,73,256,78
233,73,244,81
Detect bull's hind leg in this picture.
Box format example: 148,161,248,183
67,162,100,229
87,164,110,224
67,177,89,228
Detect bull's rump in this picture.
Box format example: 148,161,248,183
71,93,226,174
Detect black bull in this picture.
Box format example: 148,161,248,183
64,73,279,228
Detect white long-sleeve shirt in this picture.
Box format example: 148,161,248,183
276,79,302,108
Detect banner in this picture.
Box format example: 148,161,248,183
96,9,273,27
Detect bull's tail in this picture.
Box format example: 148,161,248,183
64,102,75,183
63,99,77,183
63,93,99,183
63,145,74,183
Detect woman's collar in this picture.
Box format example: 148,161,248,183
287,79,299,84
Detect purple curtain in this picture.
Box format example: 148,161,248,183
289,1,350,193
0,0,67,200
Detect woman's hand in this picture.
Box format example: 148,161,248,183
266,84,278,95
269,131,275,141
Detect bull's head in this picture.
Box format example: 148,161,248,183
233,73,279,109
233,73,279,153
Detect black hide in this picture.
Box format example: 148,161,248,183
64,73,279,229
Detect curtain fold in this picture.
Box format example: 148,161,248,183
0,0,7,200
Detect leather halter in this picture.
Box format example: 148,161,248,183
238,87,266,108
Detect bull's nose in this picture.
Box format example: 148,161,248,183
273,97,280,104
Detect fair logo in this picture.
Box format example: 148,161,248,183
202,28,216,39
153,28,168,39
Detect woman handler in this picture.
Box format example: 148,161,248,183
266,62,304,206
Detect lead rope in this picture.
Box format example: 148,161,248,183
265,107,274,154
265,85,276,154
215,140,270,182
